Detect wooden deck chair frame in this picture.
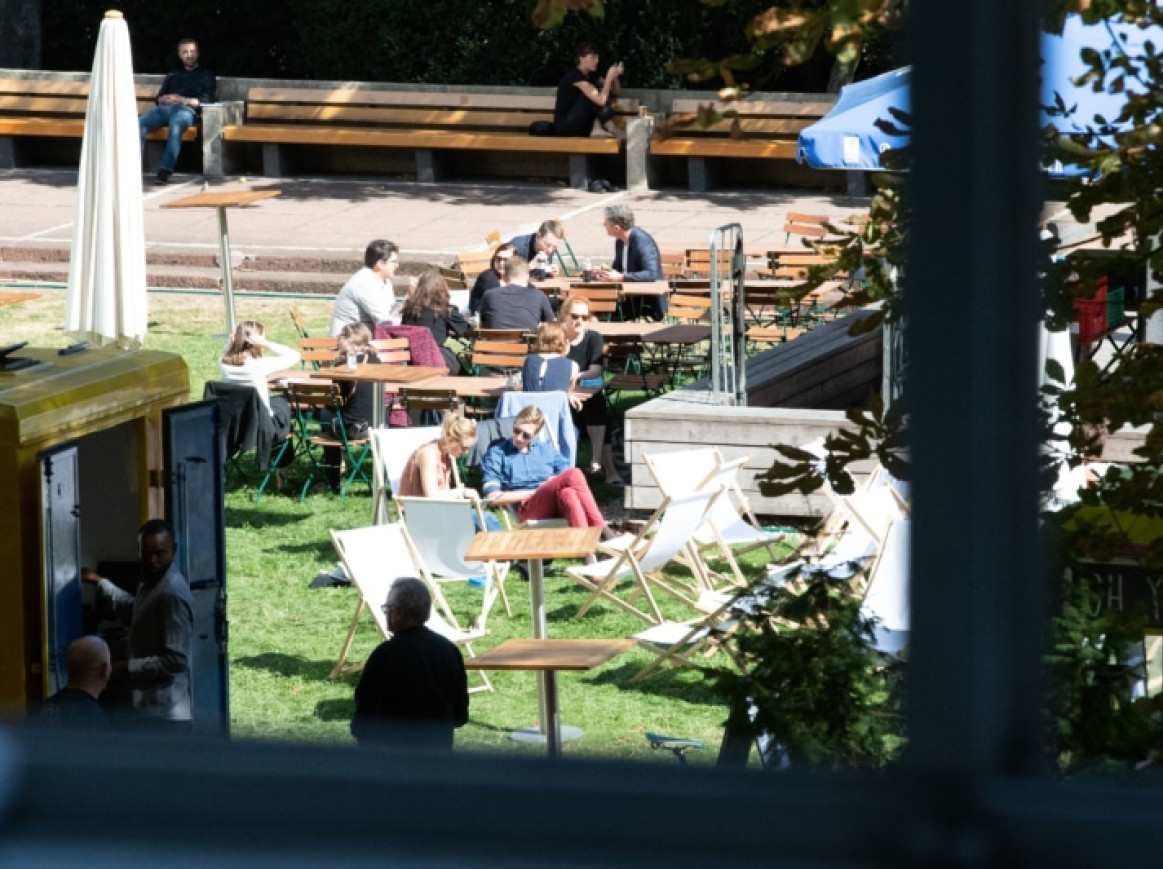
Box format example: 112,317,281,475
396,495,512,624
645,448,784,588
328,523,491,692
369,425,442,524
629,561,803,683
568,487,725,625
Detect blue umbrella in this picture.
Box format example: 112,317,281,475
797,16,1163,173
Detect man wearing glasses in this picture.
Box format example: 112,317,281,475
350,578,469,751
329,239,402,337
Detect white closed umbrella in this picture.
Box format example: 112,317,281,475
64,10,147,349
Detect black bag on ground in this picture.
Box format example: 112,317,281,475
528,120,556,137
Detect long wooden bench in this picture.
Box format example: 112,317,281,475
650,97,834,192
222,87,640,189
0,77,199,169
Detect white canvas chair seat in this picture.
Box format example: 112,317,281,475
645,447,784,588
396,495,511,626
629,561,803,682
369,425,442,524
328,523,491,692
568,487,724,625
860,518,909,657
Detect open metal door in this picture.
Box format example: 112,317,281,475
162,399,229,738
39,442,82,698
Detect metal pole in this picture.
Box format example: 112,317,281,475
216,206,237,335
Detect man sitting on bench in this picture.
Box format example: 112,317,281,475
139,37,216,186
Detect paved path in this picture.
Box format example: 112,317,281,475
0,168,871,265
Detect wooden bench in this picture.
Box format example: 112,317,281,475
0,77,199,169
222,87,639,189
650,97,833,192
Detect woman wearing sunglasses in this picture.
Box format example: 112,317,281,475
481,405,616,541
559,294,624,486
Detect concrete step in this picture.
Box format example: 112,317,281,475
0,260,354,296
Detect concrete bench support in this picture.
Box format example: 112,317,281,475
415,148,451,184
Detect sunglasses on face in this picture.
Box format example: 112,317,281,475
513,427,539,440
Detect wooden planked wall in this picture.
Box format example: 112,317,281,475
623,311,883,520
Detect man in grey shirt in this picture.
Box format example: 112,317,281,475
478,255,556,332
329,239,402,337
83,519,193,733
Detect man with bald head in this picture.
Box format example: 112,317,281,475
38,635,112,731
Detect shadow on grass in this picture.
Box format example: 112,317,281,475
315,698,354,722
224,507,312,527
586,661,726,707
234,652,334,681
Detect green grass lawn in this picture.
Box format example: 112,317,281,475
2,288,783,763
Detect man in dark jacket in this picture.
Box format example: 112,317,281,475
596,203,667,319
351,578,469,751
138,37,216,186
509,218,565,279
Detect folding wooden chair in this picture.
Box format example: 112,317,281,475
398,387,458,417
285,381,373,501
629,561,803,683
645,449,784,589
397,495,512,625
369,425,442,524
469,339,528,375
782,211,831,244
369,337,410,364
297,336,338,370
567,487,725,625
567,284,622,321
328,523,491,691
289,303,311,340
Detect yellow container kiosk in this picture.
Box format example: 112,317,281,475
0,344,228,734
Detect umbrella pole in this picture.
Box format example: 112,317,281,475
216,206,238,335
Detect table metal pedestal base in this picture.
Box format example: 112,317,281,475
510,724,583,745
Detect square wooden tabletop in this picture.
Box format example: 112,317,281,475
309,364,448,384
464,526,601,562
464,638,634,671
160,189,282,209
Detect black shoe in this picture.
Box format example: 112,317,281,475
511,562,529,582
155,169,172,186
600,179,618,192
588,179,605,193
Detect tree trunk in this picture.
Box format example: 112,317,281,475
0,0,41,68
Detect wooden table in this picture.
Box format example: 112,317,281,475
465,638,633,757
161,188,281,335
465,526,602,755
309,363,447,427
594,321,669,340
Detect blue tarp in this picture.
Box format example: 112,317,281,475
796,67,910,171
797,16,1162,173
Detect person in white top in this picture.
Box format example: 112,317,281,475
218,320,300,443
329,239,402,338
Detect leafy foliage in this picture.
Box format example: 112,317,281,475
713,565,904,770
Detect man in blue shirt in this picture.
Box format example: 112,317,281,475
482,406,612,537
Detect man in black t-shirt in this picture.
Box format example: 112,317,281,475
139,37,216,185
38,635,112,732
478,255,556,332
350,578,468,751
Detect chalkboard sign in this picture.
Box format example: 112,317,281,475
1072,561,1163,628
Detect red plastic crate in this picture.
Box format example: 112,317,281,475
1075,299,1107,344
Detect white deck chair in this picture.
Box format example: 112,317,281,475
369,425,441,523
568,487,724,625
396,495,512,625
644,448,784,588
629,561,803,683
328,523,491,691
860,518,909,657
